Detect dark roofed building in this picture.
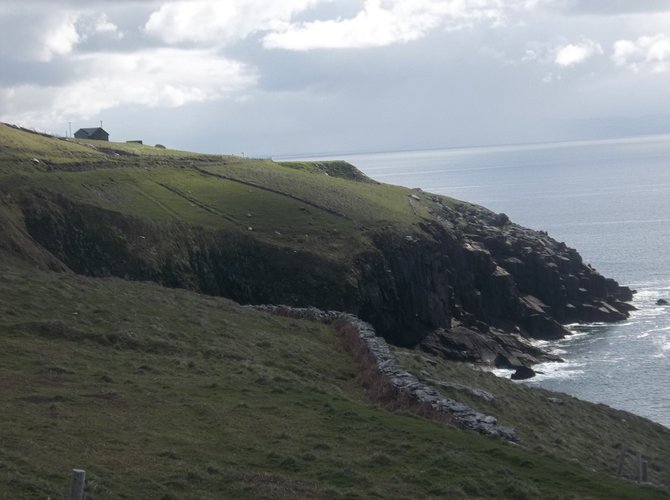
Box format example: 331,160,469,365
74,127,109,141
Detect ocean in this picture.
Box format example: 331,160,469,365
281,135,670,428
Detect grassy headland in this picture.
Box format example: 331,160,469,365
1,123,669,498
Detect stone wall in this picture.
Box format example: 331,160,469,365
250,304,518,442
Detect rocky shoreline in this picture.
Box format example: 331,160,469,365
400,197,636,376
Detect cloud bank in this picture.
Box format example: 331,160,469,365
1,49,256,127
613,34,670,72
144,0,323,45
263,0,539,50
1,0,670,153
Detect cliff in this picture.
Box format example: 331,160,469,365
0,123,634,375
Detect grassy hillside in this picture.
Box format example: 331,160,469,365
0,123,466,344
397,350,670,486
0,123,439,240
1,258,667,499
1,124,670,498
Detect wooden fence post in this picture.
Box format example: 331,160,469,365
616,443,628,478
69,469,85,500
637,451,643,483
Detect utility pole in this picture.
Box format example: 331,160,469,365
68,122,72,138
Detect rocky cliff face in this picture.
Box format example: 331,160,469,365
10,187,633,374
416,197,634,370
328,194,633,370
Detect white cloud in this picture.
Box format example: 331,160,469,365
263,0,536,51
40,13,82,61
144,0,323,45
263,0,439,50
0,49,257,127
91,13,123,39
554,38,602,67
143,0,539,51
0,9,123,62
73,13,125,43
613,34,670,72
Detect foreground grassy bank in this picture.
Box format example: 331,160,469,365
1,258,668,499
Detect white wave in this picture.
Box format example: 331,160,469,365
600,356,626,363
530,361,586,382
490,368,515,379
562,328,594,338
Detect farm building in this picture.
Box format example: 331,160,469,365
74,127,109,141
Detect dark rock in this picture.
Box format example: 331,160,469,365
511,366,536,380
420,323,562,369
613,301,637,313
578,302,627,323
492,212,510,227
657,299,669,306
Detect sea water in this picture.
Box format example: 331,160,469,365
282,135,670,428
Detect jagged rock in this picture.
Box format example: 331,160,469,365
492,212,509,227
578,302,627,322
419,323,561,370
546,397,565,405
613,301,636,313
657,299,669,306
511,366,536,380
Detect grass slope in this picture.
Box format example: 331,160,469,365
397,350,670,487
1,258,667,499
0,123,453,261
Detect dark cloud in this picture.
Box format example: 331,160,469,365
0,60,74,86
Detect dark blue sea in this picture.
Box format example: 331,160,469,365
282,135,670,428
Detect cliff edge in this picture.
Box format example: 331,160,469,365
0,123,634,374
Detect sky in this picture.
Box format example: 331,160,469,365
1,0,670,156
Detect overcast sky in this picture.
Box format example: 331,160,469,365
1,0,670,156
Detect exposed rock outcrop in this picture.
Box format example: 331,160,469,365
419,322,561,371
511,366,536,380
351,199,634,370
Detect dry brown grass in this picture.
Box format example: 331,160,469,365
334,319,456,427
